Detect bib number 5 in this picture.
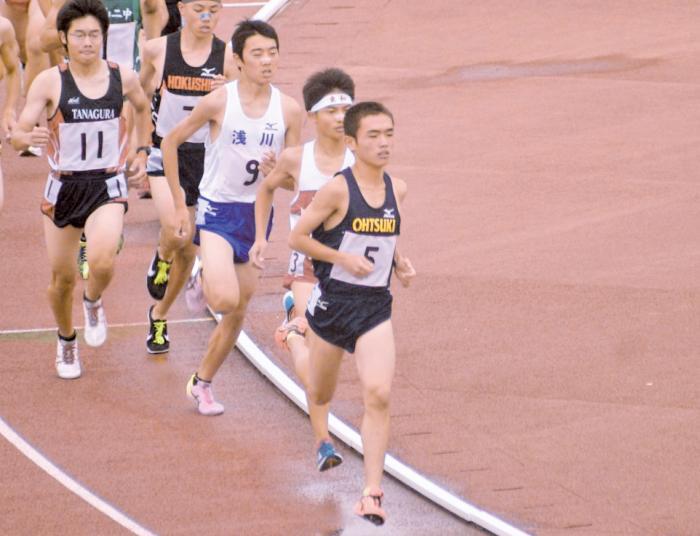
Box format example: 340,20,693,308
364,246,379,264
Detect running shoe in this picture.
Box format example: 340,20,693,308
282,290,295,321
146,250,172,300
82,295,107,347
77,233,89,280
354,487,387,526
146,306,169,354
185,257,206,313
316,440,343,472
186,373,224,416
55,335,81,379
274,316,308,352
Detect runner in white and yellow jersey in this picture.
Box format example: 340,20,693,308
161,19,302,415
11,0,150,379
250,68,355,471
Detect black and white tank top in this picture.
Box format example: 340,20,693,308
151,31,226,148
47,62,127,178
312,167,401,295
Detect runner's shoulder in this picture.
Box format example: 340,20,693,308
390,175,407,200
280,92,302,116
141,35,167,62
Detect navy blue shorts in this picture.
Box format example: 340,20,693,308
306,285,393,354
193,197,272,264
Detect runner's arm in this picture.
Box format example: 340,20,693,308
121,66,152,183
390,177,415,286
140,0,165,40
282,94,302,148
223,41,236,80
122,67,151,146
162,87,223,210
0,20,21,135
10,69,55,151
138,37,162,100
254,147,297,239
39,0,65,53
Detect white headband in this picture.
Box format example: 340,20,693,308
309,93,353,113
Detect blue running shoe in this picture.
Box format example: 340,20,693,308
282,290,294,322
317,440,343,472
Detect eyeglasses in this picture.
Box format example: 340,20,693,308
68,31,103,41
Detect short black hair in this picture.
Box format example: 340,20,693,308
344,101,394,139
231,19,279,58
57,0,109,37
302,68,355,112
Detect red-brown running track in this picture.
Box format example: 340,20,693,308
2,1,700,535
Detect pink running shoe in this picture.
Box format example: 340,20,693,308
186,373,224,416
354,487,387,526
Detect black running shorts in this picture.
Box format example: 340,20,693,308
147,143,205,207
41,173,128,228
306,285,393,354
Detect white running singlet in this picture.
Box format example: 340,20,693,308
198,81,285,202
288,140,355,231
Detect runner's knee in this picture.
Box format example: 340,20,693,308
308,385,331,406
205,285,239,314
86,254,115,278
363,384,391,412
49,271,75,293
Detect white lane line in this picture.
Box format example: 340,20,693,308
0,317,213,336
0,416,156,536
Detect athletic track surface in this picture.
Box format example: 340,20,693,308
1,1,699,535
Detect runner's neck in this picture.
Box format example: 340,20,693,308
352,161,385,186
315,135,347,158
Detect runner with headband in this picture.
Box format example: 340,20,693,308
250,67,355,472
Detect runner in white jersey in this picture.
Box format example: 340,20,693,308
161,19,301,415
289,102,415,525
250,68,355,471
11,0,150,379
139,0,233,355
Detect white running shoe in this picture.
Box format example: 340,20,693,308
55,336,81,379
82,296,107,347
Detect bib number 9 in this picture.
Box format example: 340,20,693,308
244,159,259,186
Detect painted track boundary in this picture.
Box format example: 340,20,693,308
0,417,156,536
